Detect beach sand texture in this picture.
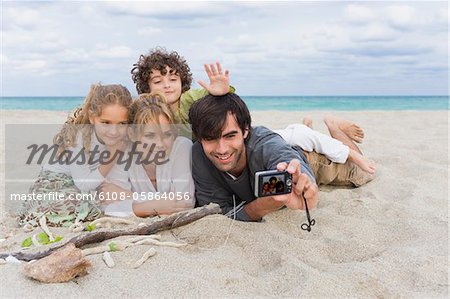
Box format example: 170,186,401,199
0,110,448,298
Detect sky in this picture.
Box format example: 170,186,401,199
1,1,448,96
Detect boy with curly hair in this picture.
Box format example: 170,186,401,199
131,47,234,138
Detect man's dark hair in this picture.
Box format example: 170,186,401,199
189,93,252,141
131,47,193,94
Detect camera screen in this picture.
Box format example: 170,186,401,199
261,174,287,196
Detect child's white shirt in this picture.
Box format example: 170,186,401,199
43,131,130,191
105,136,195,217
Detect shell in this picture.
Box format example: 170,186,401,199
22,243,91,283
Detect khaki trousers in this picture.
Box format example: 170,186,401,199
303,150,374,187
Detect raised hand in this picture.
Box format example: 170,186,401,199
197,62,230,96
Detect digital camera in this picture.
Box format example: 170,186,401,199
254,170,293,198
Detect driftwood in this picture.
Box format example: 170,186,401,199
22,243,91,283
1,203,221,261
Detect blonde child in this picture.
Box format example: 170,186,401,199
17,83,133,227
100,93,195,217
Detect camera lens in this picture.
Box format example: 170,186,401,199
286,179,292,186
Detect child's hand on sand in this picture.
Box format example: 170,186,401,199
96,182,129,206
198,62,230,96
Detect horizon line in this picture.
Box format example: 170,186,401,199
1,95,449,98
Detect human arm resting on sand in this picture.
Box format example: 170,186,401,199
68,139,128,191
130,137,195,217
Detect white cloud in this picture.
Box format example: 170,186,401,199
92,46,133,59
2,29,68,53
386,5,417,30
137,27,162,36
0,54,9,65
14,59,48,72
2,6,42,30
351,23,399,42
1,1,447,96
345,4,375,25
101,2,219,18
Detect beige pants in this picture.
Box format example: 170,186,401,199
303,151,374,187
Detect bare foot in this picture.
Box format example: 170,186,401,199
324,115,364,143
302,117,313,129
348,149,376,174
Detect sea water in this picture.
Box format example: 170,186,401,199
1,96,448,111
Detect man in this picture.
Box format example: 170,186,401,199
189,93,319,221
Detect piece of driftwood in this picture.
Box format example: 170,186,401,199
1,203,221,261
22,243,91,283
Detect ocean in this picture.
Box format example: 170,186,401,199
1,96,448,111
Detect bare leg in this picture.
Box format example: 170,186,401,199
348,148,376,174
325,115,364,143
324,115,363,155
302,117,313,129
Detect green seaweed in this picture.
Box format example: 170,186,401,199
21,237,33,248
108,242,118,252
85,223,96,232
21,232,63,248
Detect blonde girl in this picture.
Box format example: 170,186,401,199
100,93,195,218
18,83,133,227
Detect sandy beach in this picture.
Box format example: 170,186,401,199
0,109,448,298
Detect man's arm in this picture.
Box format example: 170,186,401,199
243,196,285,221
193,166,253,221
242,128,318,220
243,159,318,221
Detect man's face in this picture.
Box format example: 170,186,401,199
200,113,248,177
148,66,182,109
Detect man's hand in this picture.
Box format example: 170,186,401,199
197,62,230,96
272,159,318,210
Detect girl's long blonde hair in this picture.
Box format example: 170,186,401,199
54,83,132,157
128,93,177,137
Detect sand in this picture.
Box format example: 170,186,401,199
0,109,448,298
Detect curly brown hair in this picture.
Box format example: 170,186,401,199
131,47,193,94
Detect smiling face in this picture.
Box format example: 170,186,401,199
136,114,176,162
89,103,129,146
148,66,182,111
200,112,249,177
